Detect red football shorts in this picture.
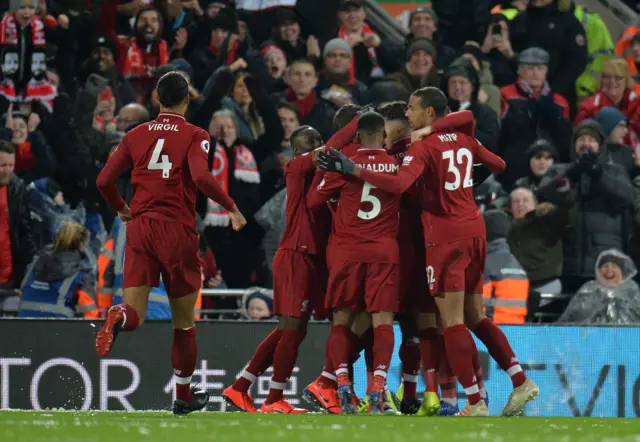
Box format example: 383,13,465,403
272,249,326,318
124,216,201,298
399,251,435,314
326,260,400,313
426,236,486,296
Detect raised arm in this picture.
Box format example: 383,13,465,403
96,140,132,212
188,136,236,211
475,141,506,174
325,115,358,152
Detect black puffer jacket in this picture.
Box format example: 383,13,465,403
5,175,37,289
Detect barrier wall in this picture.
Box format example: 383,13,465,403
0,321,639,416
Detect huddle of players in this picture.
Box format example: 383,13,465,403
222,86,540,417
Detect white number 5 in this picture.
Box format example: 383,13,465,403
442,148,473,191
148,138,173,178
358,182,381,220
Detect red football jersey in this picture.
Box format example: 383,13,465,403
308,147,401,263
278,152,329,256
96,112,235,231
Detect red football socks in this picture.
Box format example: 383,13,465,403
438,335,457,406
444,325,481,405
233,327,283,393
372,324,394,393
419,328,440,393
172,327,197,403
119,304,139,331
266,329,306,404
317,337,337,388
471,341,486,400
328,325,354,385
399,338,420,399
362,330,374,391
473,318,526,388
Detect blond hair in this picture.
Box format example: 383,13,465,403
54,222,89,251
598,57,634,91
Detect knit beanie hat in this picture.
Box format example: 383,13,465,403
323,38,352,58
483,209,511,243
594,106,627,138
10,0,36,12
461,41,485,65
209,7,237,32
527,139,558,160
407,38,436,61
172,58,194,82
409,5,437,26
573,119,605,145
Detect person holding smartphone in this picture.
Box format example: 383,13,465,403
481,14,517,88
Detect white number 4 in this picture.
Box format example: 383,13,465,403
358,182,381,220
442,148,473,191
148,138,173,179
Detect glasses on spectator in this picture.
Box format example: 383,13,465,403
326,52,350,60
601,73,625,82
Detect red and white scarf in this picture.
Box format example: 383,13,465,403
338,24,383,83
205,142,260,227
121,38,169,79
0,78,56,111
0,13,46,46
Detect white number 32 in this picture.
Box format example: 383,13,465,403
148,138,173,178
442,148,473,191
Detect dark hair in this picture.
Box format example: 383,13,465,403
290,125,321,151
333,104,362,131
0,140,15,155
277,101,300,119
378,101,408,124
411,86,448,117
290,58,317,73
156,71,189,108
357,111,385,136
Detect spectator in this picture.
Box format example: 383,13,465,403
18,221,98,319
481,13,517,87
404,5,457,71
336,0,399,86
260,44,288,94
460,41,502,116
432,0,490,51
171,58,205,119
277,101,300,151
497,47,572,190
561,119,635,294
386,39,439,99
513,139,559,194
318,38,369,108
508,182,573,297
482,209,529,324
264,8,320,66
242,288,274,320
444,57,499,152
614,25,640,80
558,249,640,324
79,35,136,110
254,183,287,283
0,140,36,292
156,0,196,45
509,0,588,111
116,103,150,132
594,106,635,175
272,59,335,141
367,80,410,107
1,106,55,184
474,173,509,212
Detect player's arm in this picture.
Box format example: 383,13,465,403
324,115,358,152
307,172,344,209
188,134,246,230
433,110,474,136
96,139,132,216
474,140,506,174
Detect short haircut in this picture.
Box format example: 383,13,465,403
411,86,448,117
357,111,385,137
277,101,300,119
333,104,362,131
290,125,321,150
0,140,15,154
378,101,409,124
290,58,316,73
290,125,314,144
156,71,189,108
509,187,537,204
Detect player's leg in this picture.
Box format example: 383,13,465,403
437,329,460,416
415,311,442,416
396,315,421,414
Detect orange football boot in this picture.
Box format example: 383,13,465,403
303,380,341,414
261,399,308,414
222,386,258,413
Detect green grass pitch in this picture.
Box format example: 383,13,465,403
1,411,639,442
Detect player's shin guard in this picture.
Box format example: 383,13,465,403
472,318,526,388
266,329,306,404
372,324,394,392
328,325,356,386
443,325,481,405
233,327,283,393
418,328,440,393
399,337,420,399
172,327,197,403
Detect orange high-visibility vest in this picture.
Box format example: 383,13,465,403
615,26,640,76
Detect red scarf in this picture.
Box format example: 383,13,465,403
14,141,33,173
0,13,45,46
338,24,383,83
210,39,239,66
121,38,169,79
0,79,56,111
287,88,316,118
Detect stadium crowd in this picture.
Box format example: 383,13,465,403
1,0,640,323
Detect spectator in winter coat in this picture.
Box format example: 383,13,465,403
242,288,274,320
593,107,636,175
317,38,369,108
497,47,572,190
0,140,36,291
444,57,499,153
509,0,588,112
481,13,517,87
561,119,635,294
404,5,457,71
460,41,501,116
272,59,335,142
513,139,559,195
385,39,440,100
336,0,400,86
432,0,490,51
263,8,320,67
260,44,288,94
115,103,150,132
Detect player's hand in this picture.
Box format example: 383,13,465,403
317,148,355,175
229,208,247,231
411,126,432,143
118,206,132,224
